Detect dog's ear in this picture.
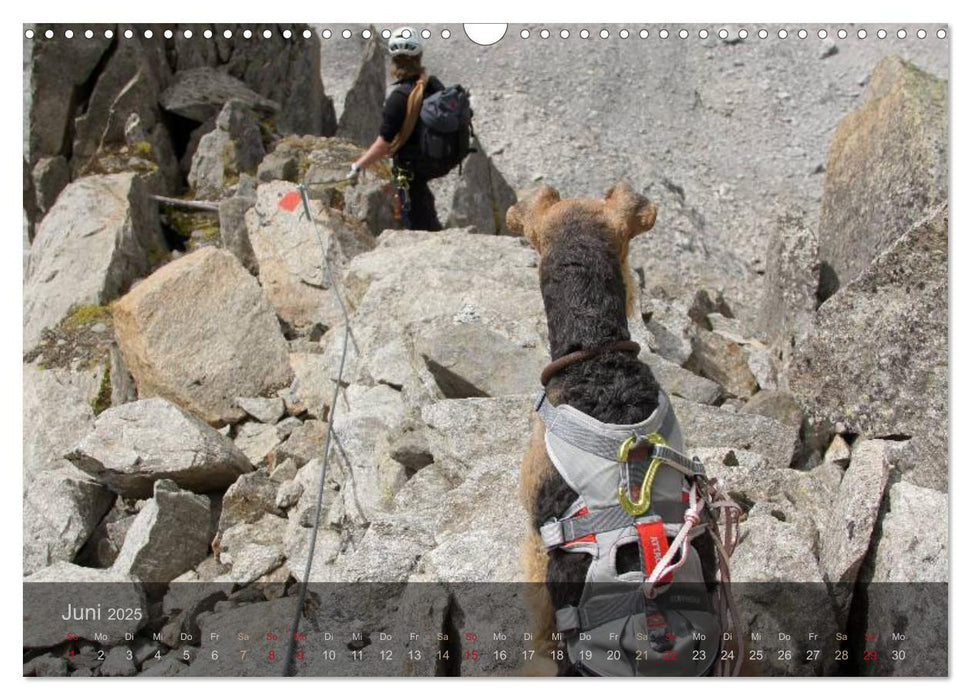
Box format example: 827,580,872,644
604,181,657,239
506,186,561,251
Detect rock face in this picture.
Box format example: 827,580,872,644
23,467,114,576
871,481,947,582
66,398,253,498
168,23,335,136
245,181,376,334
23,173,168,350
332,230,547,399
25,30,112,163
672,396,799,469
817,440,891,621
159,67,279,124
757,213,820,357
112,479,211,583
111,247,293,425
817,56,947,296
69,34,177,189
23,363,101,480
448,150,518,235
32,156,70,213
336,31,385,146
188,101,265,199
789,207,948,491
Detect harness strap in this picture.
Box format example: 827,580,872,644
536,390,705,479
540,506,646,548
556,585,714,633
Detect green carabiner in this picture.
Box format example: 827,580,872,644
617,432,667,516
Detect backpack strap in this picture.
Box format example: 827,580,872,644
388,73,427,155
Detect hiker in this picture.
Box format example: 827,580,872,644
348,27,445,231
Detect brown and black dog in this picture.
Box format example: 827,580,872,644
507,182,718,675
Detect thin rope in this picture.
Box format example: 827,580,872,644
282,185,353,677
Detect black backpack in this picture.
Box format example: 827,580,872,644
396,83,475,180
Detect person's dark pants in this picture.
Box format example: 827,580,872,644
403,177,441,232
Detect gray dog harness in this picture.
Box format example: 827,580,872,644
535,389,743,676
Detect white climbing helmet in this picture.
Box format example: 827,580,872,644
388,27,423,56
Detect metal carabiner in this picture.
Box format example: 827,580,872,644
617,432,667,516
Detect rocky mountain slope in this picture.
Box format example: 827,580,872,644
23,24,947,677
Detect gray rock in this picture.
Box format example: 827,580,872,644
789,207,948,490
233,422,283,466
219,196,260,275
217,514,287,584
415,322,547,398
872,480,947,583
24,562,146,648
335,515,435,582
730,509,837,675
859,484,947,676
173,23,334,136
26,31,112,162
99,646,137,677
236,396,285,423
256,148,299,183
246,181,376,334
112,247,293,425
343,179,396,237
757,213,820,358
112,479,211,583
336,30,386,146
421,395,534,477
66,398,253,498
23,362,99,481
139,654,188,677
686,329,758,398
32,155,70,213
284,353,331,419
818,440,891,617
741,390,804,429
159,67,279,123
818,56,947,297
274,419,328,467
334,231,544,398
275,479,304,510
672,396,800,469
642,296,695,365
109,343,138,407
23,173,168,350
188,100,265,199
330,384,407,523
70,36,175,188
448,149,518,235
274,417,303,440
742,339,778,391
75,499,139,569
824,434,851,466
23,466,114,575
184,597,298,676
23,653,69,677
216,470,284,537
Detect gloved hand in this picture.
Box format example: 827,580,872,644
346,162,362,184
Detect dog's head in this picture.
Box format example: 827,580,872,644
507,181,657,316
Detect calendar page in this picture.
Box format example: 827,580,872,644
22,21,949,679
